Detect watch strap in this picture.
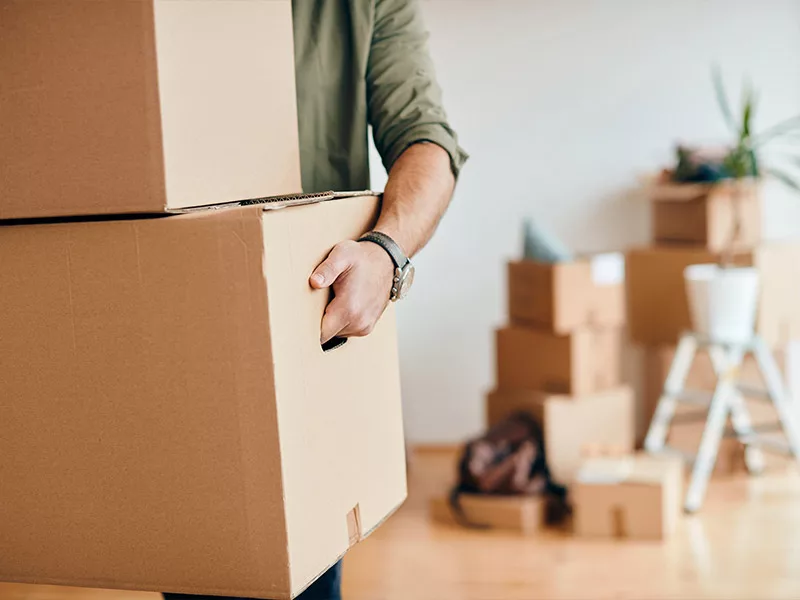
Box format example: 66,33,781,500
358,231,408,269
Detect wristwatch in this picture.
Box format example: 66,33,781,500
358,231,415,302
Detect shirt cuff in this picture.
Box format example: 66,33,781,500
382,123,469,179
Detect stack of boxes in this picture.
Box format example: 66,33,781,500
487,253,635,485
627,179,800,470
0,3,406,598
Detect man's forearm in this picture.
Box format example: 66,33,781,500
373,142,456,257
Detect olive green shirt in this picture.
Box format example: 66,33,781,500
292,0,467,193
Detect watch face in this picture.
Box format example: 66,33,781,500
397,264,415,299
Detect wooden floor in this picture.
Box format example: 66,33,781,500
3,449,800,600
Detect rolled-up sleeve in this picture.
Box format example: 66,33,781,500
367,0,468,177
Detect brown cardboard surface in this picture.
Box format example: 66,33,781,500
508,259,624,333
0,195,405,599
625,244,800,347
543,387,635,484
487,386,635,485
429,495,545,534
641,346,789,474
757,243,800,348
573,454,682,540
496,327,621,395
508,260,591,332
486,388,546,428
590,283,626,328
651,181,761,252
0,0,301,219
625,246,744,346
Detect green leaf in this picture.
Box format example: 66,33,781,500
767,167,800,193
741,81,756,139
754,114,800,145
712,65,738,134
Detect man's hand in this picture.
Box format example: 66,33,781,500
310,240,394,344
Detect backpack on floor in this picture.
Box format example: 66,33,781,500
449,411,567,527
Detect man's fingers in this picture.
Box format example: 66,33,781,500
310,243,354,289
320,296,378,343
320,297,350,344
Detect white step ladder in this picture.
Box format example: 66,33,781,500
644,331,800,513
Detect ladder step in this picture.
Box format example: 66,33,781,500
667,386,774,404
665,390,712,406
735,384,771,401
737,435,794,456
649,446,696,465
671,410,709,425
723,423,783,437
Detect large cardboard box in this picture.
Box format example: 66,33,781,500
642,346,789,474
573,454,683,540
508,254,625,333
0,194,406,599
626,244,800,347
651,181,761,252
486,387,635,484
496,326,621,395
0,0,301,219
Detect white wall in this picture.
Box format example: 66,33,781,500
370,0,800,444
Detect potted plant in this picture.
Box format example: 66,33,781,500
676,68,800,343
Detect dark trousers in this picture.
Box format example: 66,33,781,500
163,560,342,600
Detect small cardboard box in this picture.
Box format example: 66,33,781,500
496,326,621,395
573,454,683,540
508,253,625,334
0,194,405,599
626,244,800,347
486,387,635,484
0,0,301,219
429,494,546,535
642,346,788,474
651,180,761,252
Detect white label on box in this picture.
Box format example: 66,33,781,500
590,252,625,286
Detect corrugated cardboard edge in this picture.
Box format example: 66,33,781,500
175,190,380,213
0,191,382,227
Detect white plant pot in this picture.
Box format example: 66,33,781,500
684,264,760,343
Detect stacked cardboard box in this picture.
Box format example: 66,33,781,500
0,3,406,599
628,178,800,453
487,254,635,484
573,453,683,540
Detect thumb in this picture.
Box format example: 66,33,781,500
310,244,352,289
